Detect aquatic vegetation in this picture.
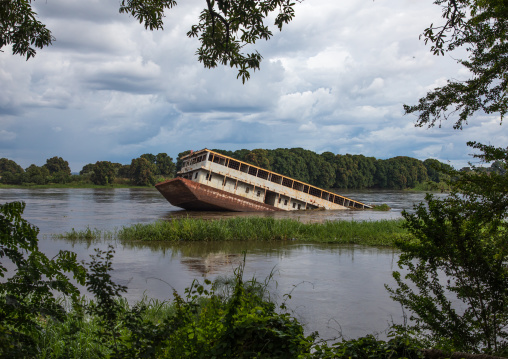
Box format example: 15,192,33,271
116,217,406,246
55,227,115,241
372,203,391,211
5,201,503,358
34,248,315,359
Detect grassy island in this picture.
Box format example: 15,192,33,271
58,217,407,247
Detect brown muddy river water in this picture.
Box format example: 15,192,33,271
0,188,445,340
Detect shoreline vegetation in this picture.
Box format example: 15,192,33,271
56,217,407,246
1,147,473,191
0,182,141,189
0,181,450,192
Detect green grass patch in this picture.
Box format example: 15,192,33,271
35,296,178,359
116,217,406,246
55,227,115,241
372,203,391,211
409,181,451,192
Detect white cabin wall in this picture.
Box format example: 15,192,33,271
177,151,363,210
209,173,224,189
224,178,236,193
194,170,208,184
236,181,254,200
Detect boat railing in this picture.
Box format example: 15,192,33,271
195,150,370,209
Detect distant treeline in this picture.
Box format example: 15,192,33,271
212,148,454,190
1,148,504,189
0,153,177,187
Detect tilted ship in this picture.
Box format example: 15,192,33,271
155,149,372,212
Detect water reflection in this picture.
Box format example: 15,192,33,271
115,238,402,342
163,189,448,223
0,188,447,234
91,188,116,203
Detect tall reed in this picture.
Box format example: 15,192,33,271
116,217,406,246
55,227,115,242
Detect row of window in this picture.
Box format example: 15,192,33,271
192,169,304,209
183,154,207,168
277,197,302,209
184,152,365,209
206,153,361,207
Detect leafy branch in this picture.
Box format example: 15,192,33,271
405,0,508,128
2,0,301,82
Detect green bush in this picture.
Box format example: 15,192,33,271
0,202,85,358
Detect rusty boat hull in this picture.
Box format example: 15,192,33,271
155,148,371,212
155,177,283,212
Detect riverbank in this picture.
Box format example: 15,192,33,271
0,183,148,189
57,217,408,246
29,270,426,359
0,182,447,192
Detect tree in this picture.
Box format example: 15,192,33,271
130,157,157,186
43,156,71,184
0,201,85,357
176,150,192,173
23,164,49,185
117,164,131,178
90,161,116,185
155,152,175,177
289,148,335,188
379,156,428,189
139,153,175,177
423,158,454,183
393,4,508,352
387,142,508,354
0,0,53,60
43,156,71,175
268,148,309,183
0,158,24,184
2,0,300,82
185,0,298,83
244,149,271,170
334,154,376,189
0,158,23,176
404,0,508,128
79,163,95,175
140,153,156,165
490,160,506,175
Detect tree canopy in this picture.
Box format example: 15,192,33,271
130,157,157,186
404,0,508,128
1,0,300,82
43,156,70,175
90,161,117,186
387,142,508,353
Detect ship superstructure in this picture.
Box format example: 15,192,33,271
155,149,371,211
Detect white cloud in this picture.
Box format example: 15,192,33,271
0,130,16,141
299,121,318,132
0,0,505,172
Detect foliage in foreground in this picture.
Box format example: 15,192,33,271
30,247,315,359
4,199,508,358
0,200,427,359
0,202,86,358
115,217,406,246
3,0,298,82
312,334,424,359
405,0,508,129
30,248,425,359
387,142,508,355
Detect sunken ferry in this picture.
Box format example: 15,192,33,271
155,149,372,212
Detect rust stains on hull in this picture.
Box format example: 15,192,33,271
155,178,283,212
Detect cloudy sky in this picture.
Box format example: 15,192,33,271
1,0,506,172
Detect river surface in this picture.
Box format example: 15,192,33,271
0,188,445,340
